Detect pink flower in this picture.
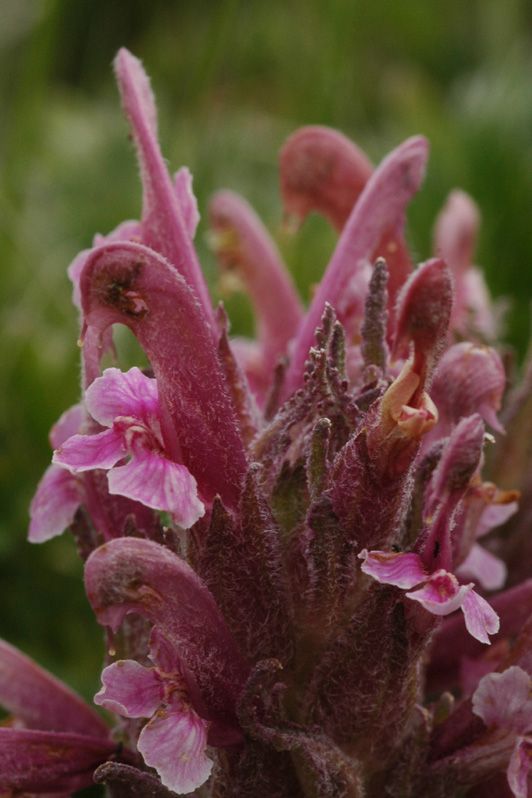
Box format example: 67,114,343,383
473,667,532,797
95,658,212,795
358,548,500,644
53,367,204,528
85,537,248,792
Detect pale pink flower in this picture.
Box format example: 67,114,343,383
53,367,204,528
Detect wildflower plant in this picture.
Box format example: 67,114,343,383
4,48,532,797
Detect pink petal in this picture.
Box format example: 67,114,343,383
94,661,162,718
0,639,108,737
508,737,532,798
113,49,214,327
29,465,82,543
108,451,204,528
461,589,500,644
477,502,519,538
406,570,473,616
283,135,428,398
0,728,115,794
472,667,532,734
85,367,159,428
138,704,212,795
49,404,84,449
174,167,200,239
456,544,507,591
358,549,428,589
53,428,125,472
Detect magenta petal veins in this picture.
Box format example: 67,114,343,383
54,427,126,472
108,451,204,526
405,570,473,616
138,702,213,795
55,367,204,527
95,660,163,718
360,549,499,644
85,366,159,427
358,549,428,589
96,655,213,794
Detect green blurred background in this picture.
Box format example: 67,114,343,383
1,0,531,702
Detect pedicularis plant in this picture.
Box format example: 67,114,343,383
2,50,531,798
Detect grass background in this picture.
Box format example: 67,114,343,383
1,0,531,705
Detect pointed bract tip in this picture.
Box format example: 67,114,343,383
386,134,429,187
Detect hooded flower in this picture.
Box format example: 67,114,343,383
95,657,212,794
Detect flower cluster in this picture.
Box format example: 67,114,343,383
3,49,531,797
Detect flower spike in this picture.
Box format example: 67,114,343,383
18,49,532,797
